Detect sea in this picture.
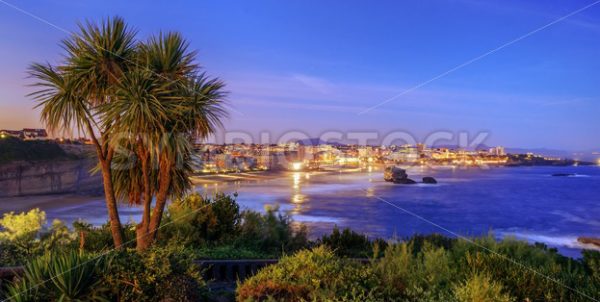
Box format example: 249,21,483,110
32,165,600,257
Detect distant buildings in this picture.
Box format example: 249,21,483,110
488,146,506,156
23,128,49,140
0,128,96,145
187,141,513,174
0,128,48,140
0,129,23,138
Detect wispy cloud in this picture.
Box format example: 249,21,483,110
224,71,593,120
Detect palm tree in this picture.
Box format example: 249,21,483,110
30,17,138,248
104,32,227,250
30,18,227,251
147,74,227,247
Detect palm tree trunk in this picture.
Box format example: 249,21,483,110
147,156,173,243
86,122,125,248
100,159,125,248
136,145,153,251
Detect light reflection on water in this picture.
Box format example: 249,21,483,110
197,165,600,257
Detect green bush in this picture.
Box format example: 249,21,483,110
72,221,134,253
453,273,513,302
317,226,381,258
372,242,455,301
3,247,205,302
234,205,308,256
160,193,307,258
236,246,380,301
405,233,456,253
450,236,599,301
582,249,600,284
5,251,109,302
0,209,76,266
160,193,241,246
237,234,600,301
101,246,205,301
194,244,272,260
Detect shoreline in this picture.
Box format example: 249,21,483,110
3,164,595,209
2,165,598,258
0,193,103,214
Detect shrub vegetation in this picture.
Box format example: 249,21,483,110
237,237,600,302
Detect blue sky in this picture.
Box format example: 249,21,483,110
1,0,599,150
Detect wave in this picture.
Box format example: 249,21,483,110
550,210,600,228
546,173,592,177
292,215,342,224
498,231,600,251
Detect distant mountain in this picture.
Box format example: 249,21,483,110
505,147,599,161
429,143,598,161
505,147,570,157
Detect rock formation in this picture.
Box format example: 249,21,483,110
384,167,438,185
0,159,102,197
422,177,437,184
384,167,416,184
578,237,600,248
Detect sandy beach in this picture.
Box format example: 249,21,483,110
0,168,362,216
0,193,103,215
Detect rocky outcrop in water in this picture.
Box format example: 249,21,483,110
422,177,437,184
383,167,416,184
0,159,102,197
384,167,408,182
395,178,417,184
384,167,437,185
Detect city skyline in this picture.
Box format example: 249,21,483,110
1,0,600,150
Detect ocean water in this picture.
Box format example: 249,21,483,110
200,165,600,257
30,165,600,257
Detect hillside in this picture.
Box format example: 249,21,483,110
0,137,75,164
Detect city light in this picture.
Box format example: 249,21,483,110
0,134,5,139
291,162,303,171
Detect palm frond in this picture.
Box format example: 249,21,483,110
62,16,138,105
28,62,91,136
140,31,198,80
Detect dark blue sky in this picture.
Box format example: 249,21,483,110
1,0,599,150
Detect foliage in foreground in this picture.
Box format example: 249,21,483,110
0,193,307,266
237,246,381,301
160,193,308,258
238,237,600,302
4,247,204,302
0,209,74,266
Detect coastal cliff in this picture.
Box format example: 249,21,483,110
0,159,102,197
